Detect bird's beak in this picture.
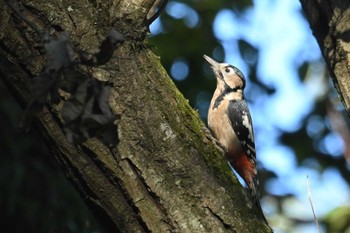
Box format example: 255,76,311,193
203,54,220,72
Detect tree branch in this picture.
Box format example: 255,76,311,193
0,0,271,232
300,0,350,115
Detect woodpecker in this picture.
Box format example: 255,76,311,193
204,54,263,211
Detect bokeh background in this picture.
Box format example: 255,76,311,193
1,0,350,232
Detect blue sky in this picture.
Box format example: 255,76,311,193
151,0,350,232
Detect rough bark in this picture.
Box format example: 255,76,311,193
300,0,350,114
0,0,271,232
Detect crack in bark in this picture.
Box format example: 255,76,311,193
66,12,77,31
48,142,122,233
205,205,236,232
80,144,151,233
124,157,178,231
0,47,31,109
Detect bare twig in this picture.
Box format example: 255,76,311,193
307,175,322,233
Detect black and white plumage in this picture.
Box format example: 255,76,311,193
204,55,264,216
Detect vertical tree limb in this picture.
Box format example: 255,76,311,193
300,0,350,115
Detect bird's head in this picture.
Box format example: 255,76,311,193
204,54,246,91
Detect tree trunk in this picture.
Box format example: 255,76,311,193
300,0,350,114
0,0,271,232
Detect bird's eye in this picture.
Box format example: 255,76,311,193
225,67,233,73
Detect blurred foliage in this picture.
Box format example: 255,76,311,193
324,206,350,233
1,0,350,232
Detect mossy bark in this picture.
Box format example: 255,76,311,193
300,0,350,115
0,0,272,232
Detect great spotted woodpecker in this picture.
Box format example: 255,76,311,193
204,54,263,213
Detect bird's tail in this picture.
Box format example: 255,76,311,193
229,157,269,225
248,176,269,225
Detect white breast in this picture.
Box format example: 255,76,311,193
208,100,242,158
